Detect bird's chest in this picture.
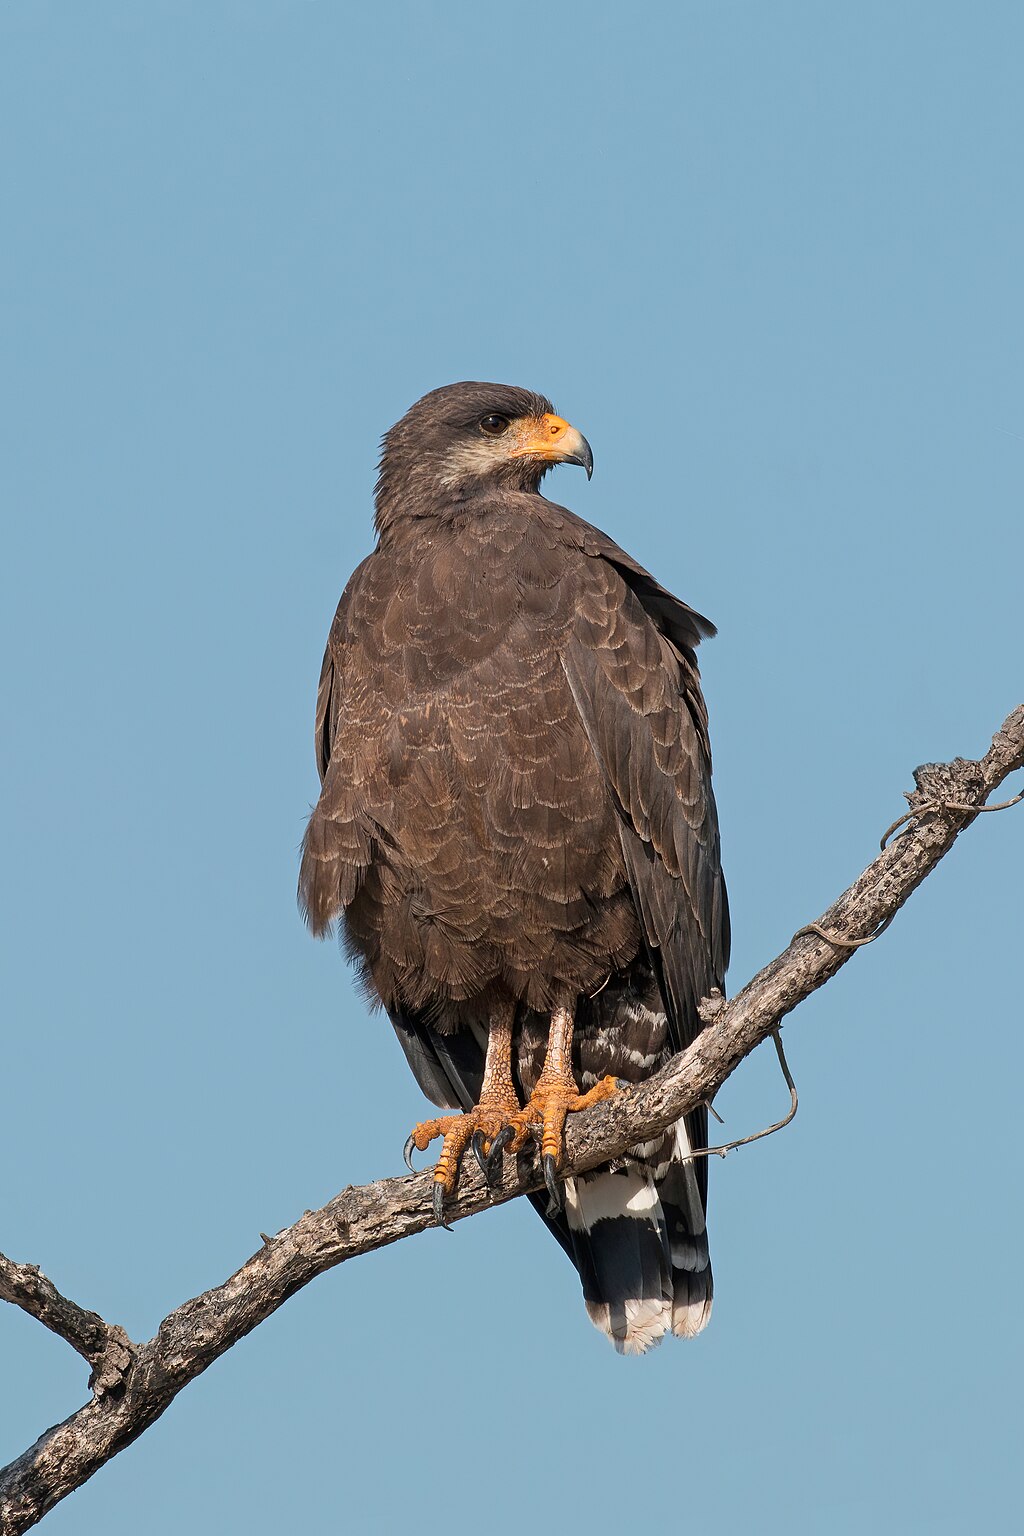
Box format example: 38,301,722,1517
350,521,572,697
335,521,608,858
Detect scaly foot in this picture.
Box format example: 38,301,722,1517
405,1004,525,1226
507,1072,620,1212
403,1003,621,1224
405,1099,520,1226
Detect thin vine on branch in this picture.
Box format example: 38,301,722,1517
2,705,1022,1535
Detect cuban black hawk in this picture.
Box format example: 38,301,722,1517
299,382,729,1353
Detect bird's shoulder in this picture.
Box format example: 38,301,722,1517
535,499,716,659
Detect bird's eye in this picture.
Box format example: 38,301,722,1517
479,414,511,437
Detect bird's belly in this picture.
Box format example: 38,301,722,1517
341,688,643,1016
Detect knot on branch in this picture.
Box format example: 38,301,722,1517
88,1324,136,1398
880,750,1022,850
697,988,726,1024
911,758,987,810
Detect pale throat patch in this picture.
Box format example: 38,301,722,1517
437,438,512,488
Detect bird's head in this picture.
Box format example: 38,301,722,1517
374,381,593,531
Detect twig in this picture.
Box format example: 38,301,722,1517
1,704,1022,1535
683,1030,798,1162
880,787,1023,850
792,911,897,949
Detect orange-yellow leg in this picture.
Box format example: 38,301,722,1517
508,1004,619,1212
404,1006,521,1224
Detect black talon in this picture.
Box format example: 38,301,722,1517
403,1135,417,1172
485,1125,514,1184
432,1181,452,1230
543,1152,563,1215
471,1130,490,1178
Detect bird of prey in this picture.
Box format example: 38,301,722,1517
299,382,729,1354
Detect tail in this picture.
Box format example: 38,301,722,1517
563,1120,712,1355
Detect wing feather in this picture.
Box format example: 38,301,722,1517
561,549,730,1200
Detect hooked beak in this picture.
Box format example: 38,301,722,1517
510,413,594,480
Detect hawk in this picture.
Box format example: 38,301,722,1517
299,382,729,1353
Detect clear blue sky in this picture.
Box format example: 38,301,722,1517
2,4,1021,1532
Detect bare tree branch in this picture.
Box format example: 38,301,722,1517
0,1260,134,1397
2,705,1021,1535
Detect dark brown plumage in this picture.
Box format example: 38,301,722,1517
299,382,729,1352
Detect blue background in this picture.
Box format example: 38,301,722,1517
2,3,1021,1532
